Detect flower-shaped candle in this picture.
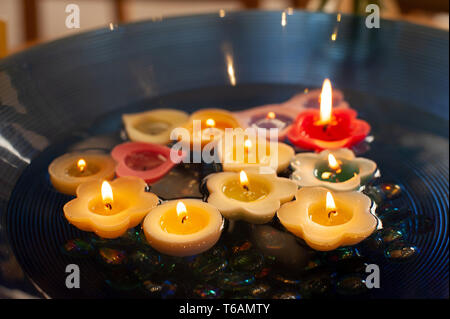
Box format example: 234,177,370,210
143,199,223,256
123,109,189,145
218,133,294,173
206,170,297,224
234,105,295,140
63,176,159,239
290,148,377,191
49,152,115,195
182,109,241,148
111,142,183,184
287,79,370,151
277,187,377,251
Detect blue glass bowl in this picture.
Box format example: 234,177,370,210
0,11,448,299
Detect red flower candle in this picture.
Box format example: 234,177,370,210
287,79,370,151
111,142,184,184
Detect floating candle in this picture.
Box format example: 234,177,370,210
111,142,183,184
277,187,377,251
63,176,159,238
218,133,294,173
290,148,377,191
287,79,370,151
182,109,241,148
234,105,295,140
206,170,297,224
49,152,115,195
143,199,223,256
284,86,348,111
123,109,189,145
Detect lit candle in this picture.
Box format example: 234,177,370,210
123,109,189,145
287,79,371,151
234,106,295,140
277,187,378,251
290,148,377,191
218,133,294,173
142,199,223,256
63,176,159,238
111,142,184,184
49,152,115,195
182,109,241,148
206,170,297,224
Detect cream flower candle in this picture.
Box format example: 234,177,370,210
206,170,297,224
277,187,378,251
218,134,294,173
290,148,377,191
123,109,189,145
143,199,223,257
63,176,159,238
49,152,115,195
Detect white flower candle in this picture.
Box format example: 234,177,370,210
290,148,377,191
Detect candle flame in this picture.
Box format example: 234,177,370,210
176,201,187,217
267,112,275,119
101,181,113,208
328,154,340,170
239,170,249,189
206,118,215,128
77,158,86,172
244,139,252,149
320,78,333,124
326,192,336,212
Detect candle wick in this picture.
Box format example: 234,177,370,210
243,185,249,191
105,203,112,210
328,210,337,219
322,124,328,132
181,216,188,224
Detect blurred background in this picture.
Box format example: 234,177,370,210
0,0,449,58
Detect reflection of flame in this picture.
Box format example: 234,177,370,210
239,171,249,188
326,192,336,212
320,78,333,124
226,54,236,86
267,112,275,119
101,181,113,207
219,9,226,18
328,154,340,170
77,158,86,172
281,11,287,27
206,118,215,128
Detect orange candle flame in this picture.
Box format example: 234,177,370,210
267,112,276,119
326,192,337,218
319,78,333,125
327,154,340,170
77,158,86,172
239,170,249,190
206,118,215,128
176,201,188,223
101,181,113,210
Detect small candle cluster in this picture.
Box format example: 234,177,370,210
48,78,379,256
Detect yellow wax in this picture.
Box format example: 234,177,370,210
231,144,270,164
308,202,353,226
160,207,210,235
134,120,171,135
222,178,270,202
66,162,100,177
88,195,128,216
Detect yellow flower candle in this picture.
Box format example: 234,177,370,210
219,136,294,173
63,176,159,238
206,170,297,224
143,199,223,256
182,109,241,148
123,109,189,145
49,152,115,195
277,187,378,251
